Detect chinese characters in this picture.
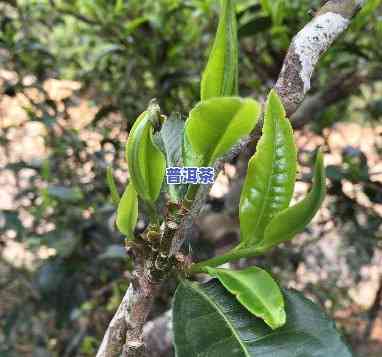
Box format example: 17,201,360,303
166,167,215,185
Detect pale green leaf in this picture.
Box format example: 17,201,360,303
239,90,297,247
206,266,285,329
185,97,261,166
259,150,326,250
201,0,238,100
116,183,138,240
126,104,166,203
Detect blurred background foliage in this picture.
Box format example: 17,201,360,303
0,0,381,356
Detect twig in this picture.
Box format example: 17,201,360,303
96,1,369,356
275,0,365,116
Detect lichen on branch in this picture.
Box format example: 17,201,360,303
275,0,365,116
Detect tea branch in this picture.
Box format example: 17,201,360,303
275,0,366,116
96,1,368,356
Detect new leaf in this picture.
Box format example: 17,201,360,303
185,97,261,166
206,266,286,329
116,183,138,240
126,104,166,203
201,0,238,100
239,90,297,247
259,150,326,250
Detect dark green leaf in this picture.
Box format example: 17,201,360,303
201,0,238,100
173,279,353,357
116,183,138,240
239,90,297,247
206,266,285,329
185,97,261,166
259,150,326,250
126,103,166,203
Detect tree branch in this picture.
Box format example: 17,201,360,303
96,1,369,356
96,267,161,357
143,310,173,357
275,0,366,116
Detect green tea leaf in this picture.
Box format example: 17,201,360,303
206,266,285,329
185,97,261,166
126,104,166,203
116,183,138,240
259,150,326,250
173,279,353,357
201,0,238,100
239,90,297,247
106,166,120,206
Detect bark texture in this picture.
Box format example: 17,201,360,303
275,0,365,116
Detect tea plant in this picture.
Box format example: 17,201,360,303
98,0,370,356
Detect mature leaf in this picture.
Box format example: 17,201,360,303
160,113,187,201
185,97,261,166
201,0,238,100
239,90,297,247
106,166,120,206
116,183,138,240
126,104,166,203
173,279,353,357
259,150,326,250
206,266,285,329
